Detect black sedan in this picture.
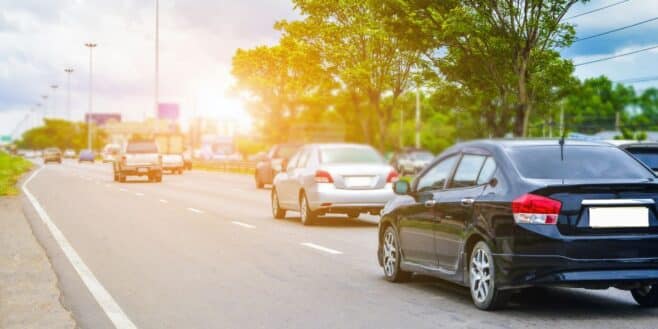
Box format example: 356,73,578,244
378,139,658,310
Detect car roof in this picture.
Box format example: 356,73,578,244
461,139,615,149
305,143,375,149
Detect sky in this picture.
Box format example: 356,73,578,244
1,0,658,138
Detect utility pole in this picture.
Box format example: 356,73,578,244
50,85,59,118
85,43,97,151
65,68,74,121
415,83,421,149
41,95,49,118
559,105,565,137
154,0,159,121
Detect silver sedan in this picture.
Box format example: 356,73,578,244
271,143,398,225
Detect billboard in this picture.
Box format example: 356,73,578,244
158,103,179,121
85,113,121,126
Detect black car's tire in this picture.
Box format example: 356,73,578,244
631,285,658,307
155,173,162,182
382,226,412,282
469,241,510,311
299,193,316,226
118,173,126,183
271,189,286,219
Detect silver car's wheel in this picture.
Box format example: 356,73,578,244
271,190,286,219
469,241,509,310
299,194,315,226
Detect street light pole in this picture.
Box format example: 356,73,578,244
85,43,97,151
50,84,59,118
41,95,49,118
65,68,74,122
154,0,159,121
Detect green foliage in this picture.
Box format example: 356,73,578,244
0,152,32,196
16,119,107,151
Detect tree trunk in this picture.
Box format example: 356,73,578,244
515,59,530,137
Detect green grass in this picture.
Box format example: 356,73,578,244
0,152,32,196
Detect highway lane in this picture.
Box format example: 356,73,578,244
22,160,658,329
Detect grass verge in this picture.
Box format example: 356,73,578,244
0,152,32,196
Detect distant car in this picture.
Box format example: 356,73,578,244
390,148,434,175
255,143,301,188
113,139,162,183
379,139,658,310
101,144,121,163
610,141,658,173
271,143,398,225
183,150,193,170
78,150,95,163
162,154,185,174
63,149,76,159
43,147,62,164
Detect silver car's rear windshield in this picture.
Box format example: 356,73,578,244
320,146,384,164
126,142,158,154
507,145,654,179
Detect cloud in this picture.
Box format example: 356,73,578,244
0,0,296,136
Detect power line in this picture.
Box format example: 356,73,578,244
575,16,658,42
574,44,658,66
565,0,631,20
616,76,658,84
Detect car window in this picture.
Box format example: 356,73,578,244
507,145,654,179
320,146,384,164
416,155,459,192
275,144,299,159
449,154,487,189
476,157,497,185
626,148,658,171
126,142,158,154
297,149,311,168
287,151,301,171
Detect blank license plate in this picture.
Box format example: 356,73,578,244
137,168,148,173
589,207,649,228
344,176,374,187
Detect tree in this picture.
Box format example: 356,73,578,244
17,119,106,151
381,0,583,136
276,0,422,149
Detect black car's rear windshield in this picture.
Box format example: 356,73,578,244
320,146,384,164
126,142,158,154
507,145,654,179
625,148,658,170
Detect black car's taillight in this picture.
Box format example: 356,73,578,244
512,193,562,225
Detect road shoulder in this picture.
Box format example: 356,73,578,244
0,196,76,329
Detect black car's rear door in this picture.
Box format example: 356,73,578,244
435,154,496,271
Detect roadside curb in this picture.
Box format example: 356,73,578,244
0,187,77,328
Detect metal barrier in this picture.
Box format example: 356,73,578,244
193,160,257,174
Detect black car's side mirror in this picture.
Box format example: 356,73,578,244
393,180,411,195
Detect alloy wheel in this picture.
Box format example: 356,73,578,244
383,229,398,277
470,246,493,304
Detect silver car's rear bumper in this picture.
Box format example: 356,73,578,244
306,183,396,211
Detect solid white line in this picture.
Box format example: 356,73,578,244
159,199,168,204
23,168,138,329
119,188,129,192
231,221,256,229
300,242,343,255
187,207,203,214
135,192,144,197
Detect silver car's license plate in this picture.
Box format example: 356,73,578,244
344,176,374,188
589,207,649,228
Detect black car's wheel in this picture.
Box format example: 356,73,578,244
469,241,510,310
382,226,412,282
271,189,286,219
631,285,658,307
299,193,316,226
118,173,126,183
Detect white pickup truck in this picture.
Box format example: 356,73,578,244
113,140,163,183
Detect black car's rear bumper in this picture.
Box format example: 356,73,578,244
494,253,658,289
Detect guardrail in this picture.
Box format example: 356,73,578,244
192,159,257,175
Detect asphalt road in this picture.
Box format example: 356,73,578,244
21,160,658,329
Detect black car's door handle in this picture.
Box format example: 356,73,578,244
461,198,475,206
424,200,437,208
